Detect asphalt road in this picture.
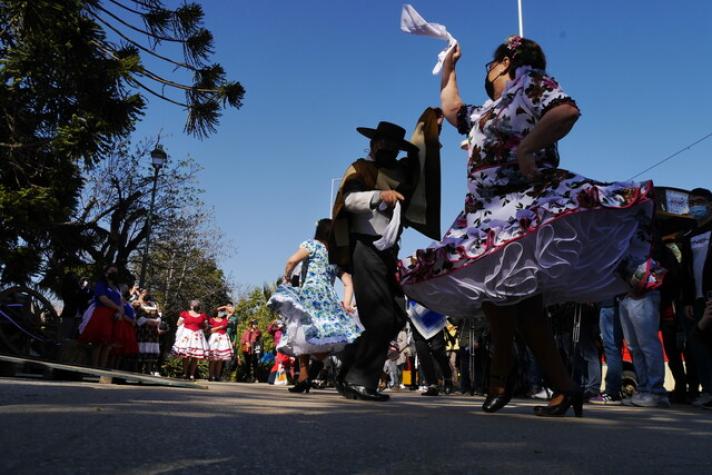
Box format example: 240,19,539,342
0,378,710,474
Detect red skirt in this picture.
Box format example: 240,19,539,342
113,319,139,355
79,306,115,346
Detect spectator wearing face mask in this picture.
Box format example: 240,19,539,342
171,299,209,380
681,187,712,407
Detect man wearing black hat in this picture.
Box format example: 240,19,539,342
331,111,442,401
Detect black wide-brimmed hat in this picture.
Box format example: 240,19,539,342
356,121,419,153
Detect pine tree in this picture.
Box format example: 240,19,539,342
0,1,244,284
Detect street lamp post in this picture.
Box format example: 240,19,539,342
138,145,168,289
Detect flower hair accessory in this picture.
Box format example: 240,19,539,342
505,35,523,57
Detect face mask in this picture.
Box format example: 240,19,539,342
484,66,509,100
374,149,398,164
690,204,710,221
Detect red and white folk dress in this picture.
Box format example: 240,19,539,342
208,317,234,361
399,66,664,318
171,311,209,359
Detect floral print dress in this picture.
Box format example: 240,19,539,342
268,239,363,356
398,66,663,318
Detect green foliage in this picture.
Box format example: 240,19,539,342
234,287,278,353
0,0,244,287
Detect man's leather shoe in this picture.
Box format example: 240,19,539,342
421,385,439,396
482,393,511,413
342,383,390,401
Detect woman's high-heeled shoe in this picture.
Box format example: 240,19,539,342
533,389,583,417
288,379,311,394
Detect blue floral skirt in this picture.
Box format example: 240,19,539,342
267,284,363,356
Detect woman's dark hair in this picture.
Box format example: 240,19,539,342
493,37,546,79
314,218,332,245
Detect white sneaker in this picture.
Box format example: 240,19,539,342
632,392,671,408
692,393,712,407
589,393,623,406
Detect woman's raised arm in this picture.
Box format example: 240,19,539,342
440,44,464,128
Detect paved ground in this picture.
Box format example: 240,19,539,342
0,377,710,475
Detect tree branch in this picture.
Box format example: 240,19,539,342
91,10,198,72
88,2,184,43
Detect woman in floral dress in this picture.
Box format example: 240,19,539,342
399,36,663,417
268,218,363,393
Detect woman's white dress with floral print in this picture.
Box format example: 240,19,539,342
268,240,363,356
399,67,663,318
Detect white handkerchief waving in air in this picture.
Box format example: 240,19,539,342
400,4,458,75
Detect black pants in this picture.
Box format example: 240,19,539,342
413,327,452,386
342,237,406,389
241,352,258,381
661,320,687,395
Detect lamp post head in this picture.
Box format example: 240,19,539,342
150,146,168,170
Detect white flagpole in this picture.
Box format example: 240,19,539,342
517,0,524,37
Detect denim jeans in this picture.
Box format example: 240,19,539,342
384,359,400,387
599,304,624,396
577,319,602,394
619,291,666,395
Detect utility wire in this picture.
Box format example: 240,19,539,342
629,129,712,180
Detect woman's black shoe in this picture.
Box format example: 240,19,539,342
288,379,311,394
533,390,583,417
482,393,511,413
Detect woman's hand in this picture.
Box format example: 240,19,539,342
685,305,695,320
515,147,541,181
341,301,355,314
443,43,461,70
700,300,712,331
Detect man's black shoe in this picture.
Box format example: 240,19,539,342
342,383,390,401
421,385,439,396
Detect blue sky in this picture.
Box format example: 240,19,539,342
131,1,712,290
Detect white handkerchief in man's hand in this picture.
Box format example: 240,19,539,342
400,4,457,75
373,201,401,251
